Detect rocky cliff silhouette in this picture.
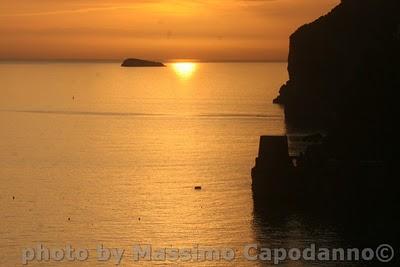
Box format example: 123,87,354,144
251,1,400,254
252,0,400,218
274,0,399,161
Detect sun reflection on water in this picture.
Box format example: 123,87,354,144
171,62,197,80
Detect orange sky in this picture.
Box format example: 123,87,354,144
0,0,339,61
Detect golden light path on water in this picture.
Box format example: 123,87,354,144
0,62,348,266
171,62,197,80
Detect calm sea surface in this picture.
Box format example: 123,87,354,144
0,62,360,266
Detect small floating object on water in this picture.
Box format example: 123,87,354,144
68,217,71,221
72,96,75,100
194,186,202,190
138,217,141,221
12,196,15,200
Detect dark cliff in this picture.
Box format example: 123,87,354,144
274,0,400,160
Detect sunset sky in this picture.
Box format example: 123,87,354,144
0,0,339,61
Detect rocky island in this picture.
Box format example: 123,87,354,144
252,0,400,215
121,58,166,67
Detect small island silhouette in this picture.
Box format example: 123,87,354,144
121,58,166,67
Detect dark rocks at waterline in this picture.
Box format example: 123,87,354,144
251,136,295,207
251,135,398,216
121,58,166,67
302,133,324,143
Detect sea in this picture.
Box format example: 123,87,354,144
0,62,379,266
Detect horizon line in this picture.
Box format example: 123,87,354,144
0,58,287,64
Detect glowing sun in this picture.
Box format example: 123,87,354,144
172,63,197,80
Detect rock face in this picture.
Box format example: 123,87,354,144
274,0,400,160
121,58,165,67
251,136,296,206
252,0,400,215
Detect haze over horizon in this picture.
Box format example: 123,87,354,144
0,0,339,61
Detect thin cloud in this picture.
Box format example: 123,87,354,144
0,5,139,17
